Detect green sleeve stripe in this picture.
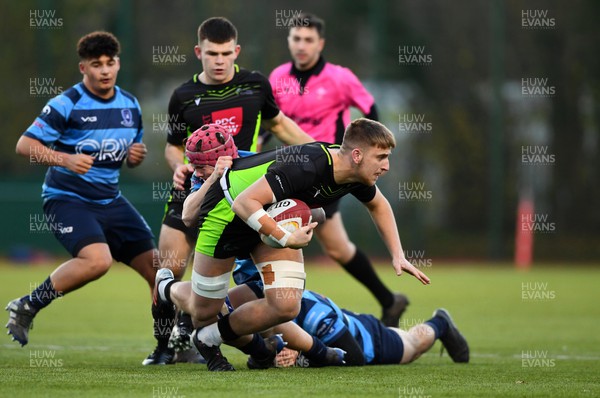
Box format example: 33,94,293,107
250,111,262,153
320,144,333,166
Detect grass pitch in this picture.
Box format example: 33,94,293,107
0,260,598,397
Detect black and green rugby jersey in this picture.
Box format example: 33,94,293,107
166,65,280,152
220,142,377,208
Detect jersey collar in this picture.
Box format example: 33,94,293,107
290,56,326,80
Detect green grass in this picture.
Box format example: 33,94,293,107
1,261,599,397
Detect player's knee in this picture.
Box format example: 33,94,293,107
269,297,301,323
323,242,354,263
188,303,217,323
82,253,112,279
189,270,231,322
257,260,305,322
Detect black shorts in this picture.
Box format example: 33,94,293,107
195,185,261,259
162,199,198,241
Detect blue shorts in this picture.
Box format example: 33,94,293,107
43,195,155,264
343,311,405,365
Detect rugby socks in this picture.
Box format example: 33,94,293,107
238,333,271,360
151,302,175,347
24,276,59,311
424,315,449,339
341,249,394,308
196,323,224,347
196,314,240,347
303,336,329,363
217,314,241,342
157,279,175,304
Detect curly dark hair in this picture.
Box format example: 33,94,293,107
77,31,120,60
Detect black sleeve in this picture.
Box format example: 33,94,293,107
264,157,317,201
329,330,366,366
351,184,377,203
364,103,379,121
259,73,281,120
166,89,187,146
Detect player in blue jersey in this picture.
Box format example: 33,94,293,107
221,265,468,367
280,290,469,366
5,32,159,350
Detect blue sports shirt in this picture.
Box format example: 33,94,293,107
295,290,377,363
24,82,143,204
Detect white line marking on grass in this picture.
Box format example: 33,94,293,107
2,343,149,352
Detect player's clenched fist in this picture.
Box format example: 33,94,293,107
126,142,147,167
64,153,94,175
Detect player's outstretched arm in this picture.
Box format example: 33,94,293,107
261,111,314,145
16,135,94,175
364,187,430,285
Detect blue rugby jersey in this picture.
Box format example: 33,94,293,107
295,290,377,364
24,82,143,204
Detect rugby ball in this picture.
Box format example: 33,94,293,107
260,199,317,248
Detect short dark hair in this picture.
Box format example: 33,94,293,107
198,17,238,44
340,118,396,154
293,13,325,37
77,31,120,60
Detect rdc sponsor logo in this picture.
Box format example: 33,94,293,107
398,46,432,66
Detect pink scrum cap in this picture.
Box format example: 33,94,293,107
185,124,238,166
